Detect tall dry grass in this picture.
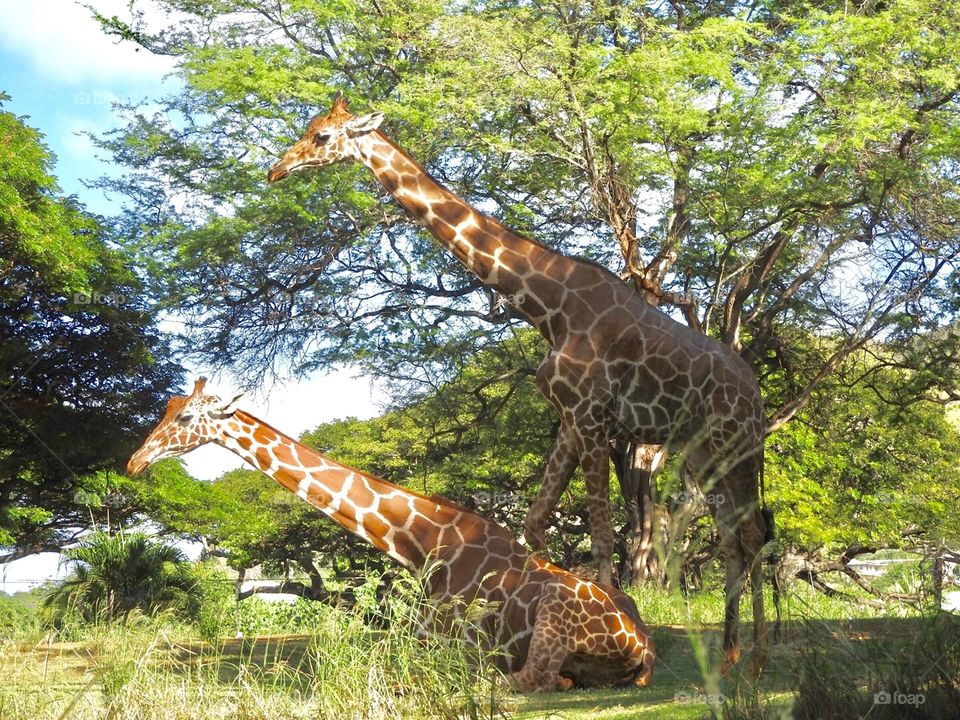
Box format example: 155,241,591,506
0,574,506,720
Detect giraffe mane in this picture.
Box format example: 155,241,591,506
372,130,618,272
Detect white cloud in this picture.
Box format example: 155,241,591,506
0,0,176,83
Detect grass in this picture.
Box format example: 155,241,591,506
0,575,505,720
1,577,956,720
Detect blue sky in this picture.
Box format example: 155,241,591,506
0,0,177,216
0,1,382,591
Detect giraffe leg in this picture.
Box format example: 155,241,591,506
718,451,768,677
716,507,746,674
580,438,615,586
743,506,768,677
525,422,580,552
506,597,572,693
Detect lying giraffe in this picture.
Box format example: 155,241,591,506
267,94,769,672
127,379,655,692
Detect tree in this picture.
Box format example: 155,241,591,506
0,92,94,292
89,1,960,578
42,532,199,624
765,350,960,596
0,95,183,562
90,0,960,392
134,458,380,598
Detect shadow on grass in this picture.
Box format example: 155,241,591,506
513,615,959,720
167,634,321,689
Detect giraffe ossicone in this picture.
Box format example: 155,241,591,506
128,379,656,692
269,93,770,674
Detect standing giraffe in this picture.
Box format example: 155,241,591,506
267,94,769,671
127,379,655,692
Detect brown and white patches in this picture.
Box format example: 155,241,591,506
264,91,701,685
222,403,657,689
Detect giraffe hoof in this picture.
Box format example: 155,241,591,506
721,647,741,676
634,668,652,687
555,676,575,692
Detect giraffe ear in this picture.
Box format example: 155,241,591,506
212,393,244,418
345,112,384,136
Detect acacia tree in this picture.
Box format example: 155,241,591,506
91,1,960,580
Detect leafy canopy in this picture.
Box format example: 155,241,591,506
0,96,183,561
90,0,960,427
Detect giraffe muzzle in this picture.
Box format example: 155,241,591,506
127,443,162,476
267,163,289,183
127,459,145,476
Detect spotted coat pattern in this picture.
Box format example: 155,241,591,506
127,379,656,692
268,94,769,672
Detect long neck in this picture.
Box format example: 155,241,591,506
218,410,480,573
355,130,571,332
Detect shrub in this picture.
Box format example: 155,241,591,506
0,592,37,636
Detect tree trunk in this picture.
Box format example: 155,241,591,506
933,551,945,608
612,440,667,586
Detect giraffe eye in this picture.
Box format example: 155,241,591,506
313,132,331,145
177,413,194,424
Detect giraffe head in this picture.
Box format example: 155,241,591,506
267,92,384,183
127,378,243,476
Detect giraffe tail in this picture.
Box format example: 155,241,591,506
617,635,656,688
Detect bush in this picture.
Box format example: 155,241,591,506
234,596,332,636
179,566,348,640
0,592,37,636
175,561,236,640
